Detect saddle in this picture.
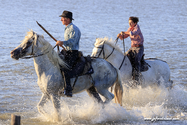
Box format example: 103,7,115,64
74,51,94,76
60,51,94,78
127,53,150,72
140,54,151,72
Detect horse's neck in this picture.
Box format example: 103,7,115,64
104,44,132,79
33,51,58,78
105,44,126,63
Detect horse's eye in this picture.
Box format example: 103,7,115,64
32,37,35,40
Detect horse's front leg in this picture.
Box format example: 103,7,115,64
37,93,49,115
51,94,61,121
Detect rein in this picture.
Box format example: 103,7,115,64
96,37,119,59
95,37,126,70
105,37,119,59
21,51,50,59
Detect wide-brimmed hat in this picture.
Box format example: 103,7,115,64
59,10,74,20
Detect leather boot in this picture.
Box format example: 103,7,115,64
132,66,141,85
135,65,141,85
64,74,72,97
134,70,140,83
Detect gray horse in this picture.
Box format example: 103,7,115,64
10,31,123,121
92,38,173,88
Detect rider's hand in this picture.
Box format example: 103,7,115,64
56,41,63,47
120,31,124,35
117,32,124,40
117,33,121,38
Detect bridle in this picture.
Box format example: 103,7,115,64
21,33,50,59
95,38,118,59
94,37,126,70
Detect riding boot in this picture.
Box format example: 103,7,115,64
134,69,140,82
132,63,141,85
64,73,73,97
134,64,141,85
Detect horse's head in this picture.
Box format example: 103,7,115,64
11,30,68,69
91,38,106,58
92,38,122,59
10,30,43,60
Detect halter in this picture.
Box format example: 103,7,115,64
21,33,50,59
94,38,126,70
95,38,118,59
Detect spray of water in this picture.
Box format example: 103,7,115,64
33,80,187,124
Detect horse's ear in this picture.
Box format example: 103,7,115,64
95,38,98,42
33,34,38,46
95,38,99,46
101,39,105,44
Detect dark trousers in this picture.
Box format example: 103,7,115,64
127,46,144,81
62,50,79,91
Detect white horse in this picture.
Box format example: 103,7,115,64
91,38,173,88
10,31,123,120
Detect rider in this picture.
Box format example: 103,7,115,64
56,10,81,97
117,16,144,83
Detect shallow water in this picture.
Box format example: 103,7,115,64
0,0,187,124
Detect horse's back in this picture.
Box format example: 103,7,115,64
145,58,167,64
145,58,170,70
144,58,171,83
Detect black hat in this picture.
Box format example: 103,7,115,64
59,10,74,20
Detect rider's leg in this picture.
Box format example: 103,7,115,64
134,46,144,83
63,70,73,97
134,61,141,82
63,50,79,97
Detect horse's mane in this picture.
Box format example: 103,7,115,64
95,37,123,54
27,30,67,69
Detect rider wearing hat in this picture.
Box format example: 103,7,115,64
56,10,81,97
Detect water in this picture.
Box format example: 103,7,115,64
0,0,187,124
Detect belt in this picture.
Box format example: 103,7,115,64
131,44,143,47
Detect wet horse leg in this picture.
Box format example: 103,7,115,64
86,86,103,104
37,94,49,115
96,87,114,104
51,94,61,121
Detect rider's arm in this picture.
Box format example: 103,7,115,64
128,24,141,36
117,32,129,40
63,25,81,50
122,34,129,39
56,41,63,47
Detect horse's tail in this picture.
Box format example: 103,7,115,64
114,68,123,106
